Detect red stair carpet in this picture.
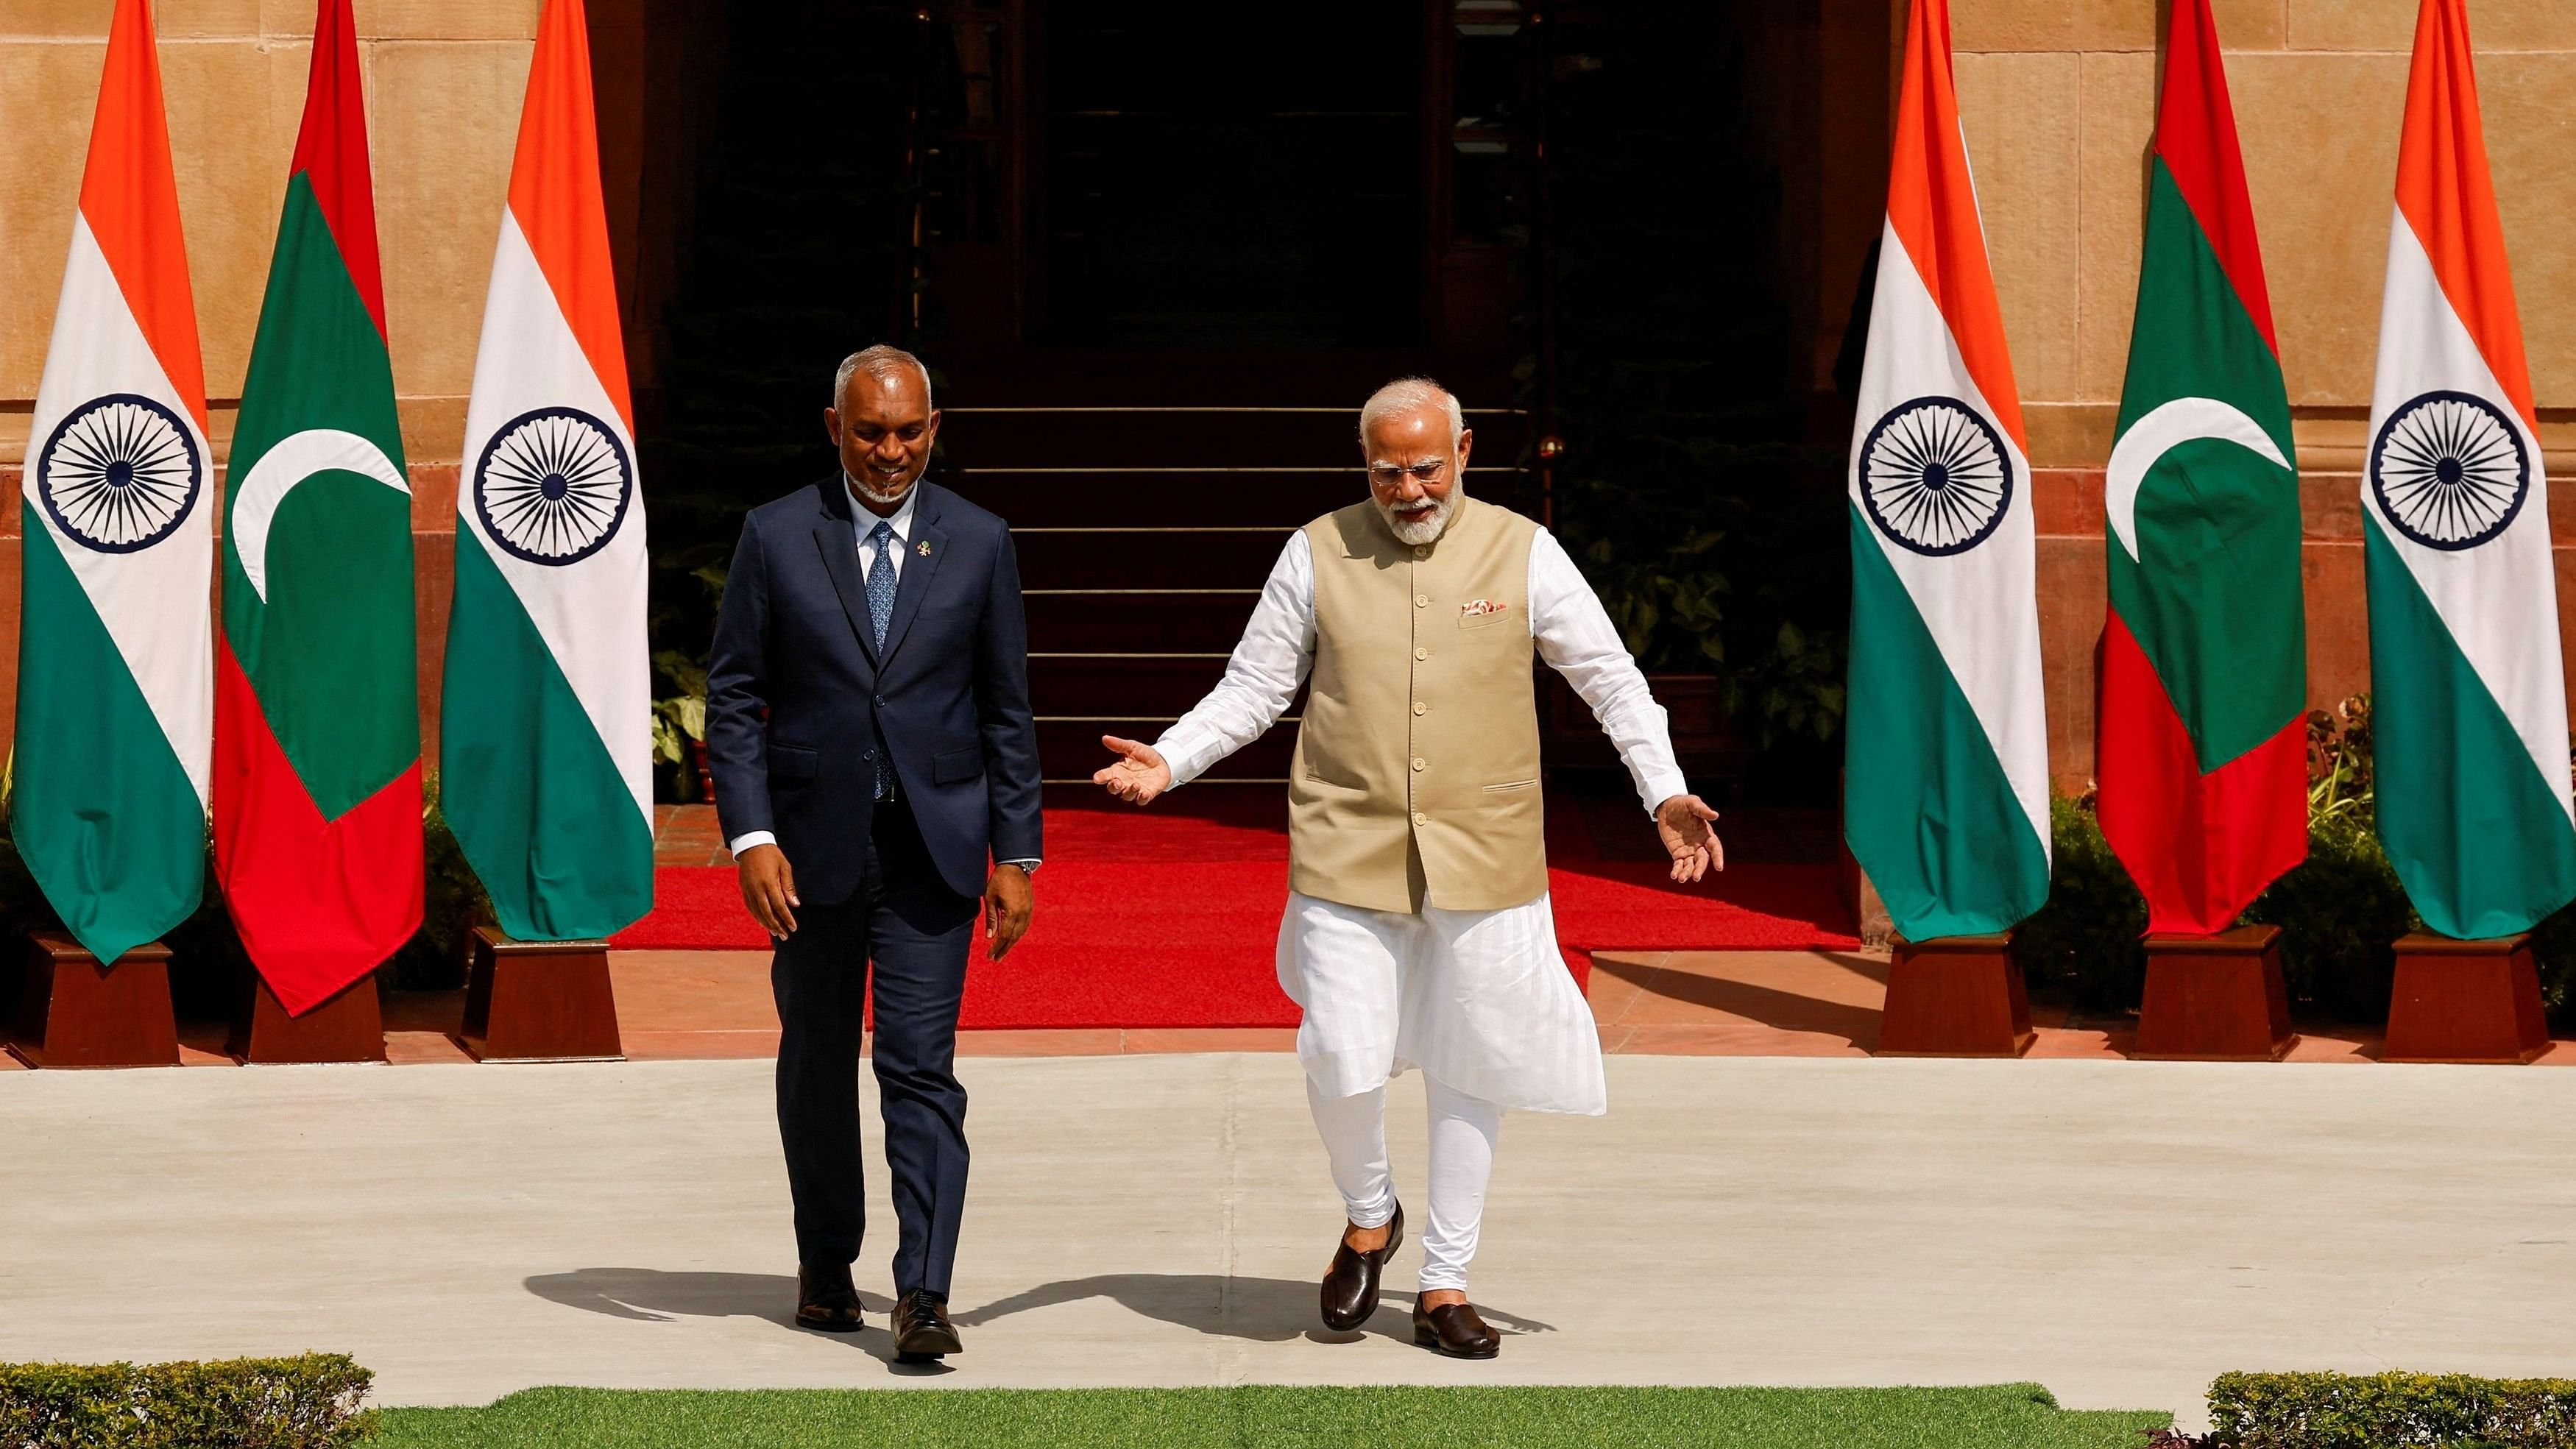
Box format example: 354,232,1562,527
613,796,1860,1029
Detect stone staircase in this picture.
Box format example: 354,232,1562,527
936,405,1534,782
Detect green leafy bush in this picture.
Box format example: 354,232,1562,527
2239,698,2416,1021
0,1353,375,1448
2014,793,2146,1014
2206,1370,2576,1448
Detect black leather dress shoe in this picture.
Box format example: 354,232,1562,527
796,1264,864,1333
1412,1299,1500,1359
1319,1203,1403,1332
893,1289,963,1361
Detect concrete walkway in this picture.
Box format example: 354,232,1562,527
4,1052,2574,1430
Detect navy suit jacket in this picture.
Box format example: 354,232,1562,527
706,475,1043,906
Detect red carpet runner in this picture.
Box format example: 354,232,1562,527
613,798,1860,1030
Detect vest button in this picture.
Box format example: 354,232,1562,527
1411,811,1429,826
1415,647,1429,662
1412,701,1426,715
1414,594,1429,608
1412,545,1429,559
1412,757,1426,771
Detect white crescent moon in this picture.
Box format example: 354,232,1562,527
2104,397,2290,561
229,428,411,600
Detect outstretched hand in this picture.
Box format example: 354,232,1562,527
1655,795,1724,884
1093,734,1172,806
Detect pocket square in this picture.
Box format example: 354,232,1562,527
1459,598,1508,618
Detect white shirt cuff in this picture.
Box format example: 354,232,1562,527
726,830,776,857
1640,770,1692,816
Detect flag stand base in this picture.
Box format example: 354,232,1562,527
7,934,179,1069
2136,924,2293,1060
230,972,386,1064
1875,932,2033,1057
2382,932,2548,1063
455,927,623,1063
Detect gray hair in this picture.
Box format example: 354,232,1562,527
833,344,933,411
1359,376,1465,451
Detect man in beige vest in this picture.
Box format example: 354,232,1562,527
1094,378,1722,1357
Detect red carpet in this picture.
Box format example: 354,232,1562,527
613,800,1859,1029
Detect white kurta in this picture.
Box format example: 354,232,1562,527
1157,523,1689,1116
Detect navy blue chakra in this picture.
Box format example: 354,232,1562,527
1857,395,2014,557
473,405,634,567
36,392,201,554
2369,389,2528,552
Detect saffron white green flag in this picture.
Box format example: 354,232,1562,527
15,0,213,964
2361,0,2576,938
440,0,654,940
1844,0,2050,940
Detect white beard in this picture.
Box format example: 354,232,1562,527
849,468,911,508
1374,487,1461,546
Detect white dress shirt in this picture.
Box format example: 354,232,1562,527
726,477,1038,871
850,477,918,584
1154,523,1691,816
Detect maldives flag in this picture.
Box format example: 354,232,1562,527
2363,0,2576,938
442,0,654,940
1843,0,2050,940
214,0,422,1014
15,0,210,965
2095,0,2307,937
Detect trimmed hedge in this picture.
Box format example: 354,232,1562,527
0,1354,375,1448
2208,1370,2576,1448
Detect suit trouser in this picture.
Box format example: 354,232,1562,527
771,796,979,1298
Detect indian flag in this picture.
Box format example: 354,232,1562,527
216,0,422,1015
1843,0,2050,940
2363,0,2576,939
440,0,653,941
2095,0,2307,937
14,0,210,965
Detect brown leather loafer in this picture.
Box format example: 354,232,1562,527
893,1289,963,1361
795,1263,864,1333
1320,1203,1404,1332
1412,1299,1500,1359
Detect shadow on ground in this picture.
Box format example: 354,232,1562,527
525,1269,963,1375
953,1273,1556,1345
528,1267,1554,1358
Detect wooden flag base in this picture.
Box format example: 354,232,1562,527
456,927,623,1063
2382,932,2549,1063
1875,932,2034,1057
8,933,179,1069
229,972,386,1064
2136,924,2293,1060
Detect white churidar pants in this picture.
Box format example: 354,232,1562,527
1306,1071,1503,1292
1278,888,1607,1292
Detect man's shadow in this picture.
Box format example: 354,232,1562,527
523,1269,952,1376
952,1273,1556,1345
528,1268,1553,1354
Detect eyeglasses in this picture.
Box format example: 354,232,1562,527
1367,459,1449,488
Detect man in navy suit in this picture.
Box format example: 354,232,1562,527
706,344,1041,1361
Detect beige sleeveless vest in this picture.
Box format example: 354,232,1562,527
1289,495,1547,914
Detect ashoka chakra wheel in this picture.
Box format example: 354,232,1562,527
1857,395,2014,557
35,392,202,554
2369,389,2529,552
473,405,634,567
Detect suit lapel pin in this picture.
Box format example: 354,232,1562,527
916,540,933,556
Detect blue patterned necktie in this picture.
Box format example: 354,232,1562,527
866,520,897,800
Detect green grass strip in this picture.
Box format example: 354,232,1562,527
378,1384,2168,1448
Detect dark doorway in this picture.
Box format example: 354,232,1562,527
1036,1,1423,349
